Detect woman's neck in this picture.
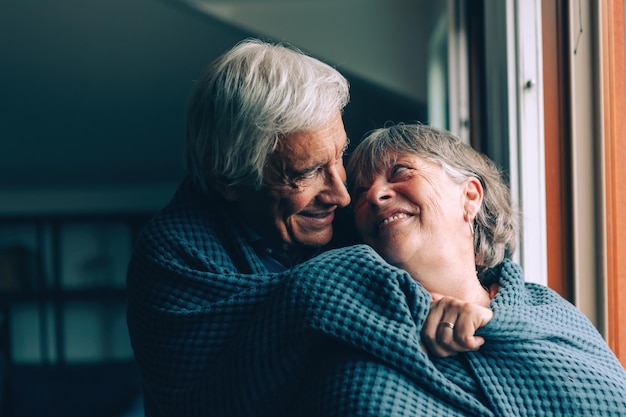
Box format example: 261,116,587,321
404,261,493,307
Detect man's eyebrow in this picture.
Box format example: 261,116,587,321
288,139,348,178
293,162,323,177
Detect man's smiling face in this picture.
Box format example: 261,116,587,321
237,110,351,249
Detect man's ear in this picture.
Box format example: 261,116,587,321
209,179,240,202
463,177,483,220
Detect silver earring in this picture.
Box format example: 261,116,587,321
468,219,474,236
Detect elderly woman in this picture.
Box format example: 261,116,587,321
347,123,626,415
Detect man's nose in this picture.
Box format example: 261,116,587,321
322,164,351,207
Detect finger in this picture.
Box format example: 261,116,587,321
422,297,462,356
422,296,488,357
421,298,446,340
423,320,464,356
449,306,493,350
428,346,459,358
422,296,495,356
465,335,486,350
431,292,445,302
422,334,459,358
421,311,455,357
436,318,470,351
424,320,467,358
436,318,458,345
452,322,486,350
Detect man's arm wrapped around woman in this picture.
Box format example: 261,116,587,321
128,230,494,417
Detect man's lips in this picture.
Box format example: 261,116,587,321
299,209,336,226
301,209,335,219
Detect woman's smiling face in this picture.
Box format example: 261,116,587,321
352,152,467,271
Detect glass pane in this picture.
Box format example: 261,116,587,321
427,3,451,130
0,223,40,292
62,301,133,362
59,222,132,289
10,302,57,363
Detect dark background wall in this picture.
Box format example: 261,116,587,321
0,0,428,196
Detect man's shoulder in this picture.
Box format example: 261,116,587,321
137,178,238,250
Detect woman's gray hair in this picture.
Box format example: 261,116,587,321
184,38,350,191
347,123,519,272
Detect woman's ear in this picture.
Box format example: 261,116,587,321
463,177,483,220
209,179,240,202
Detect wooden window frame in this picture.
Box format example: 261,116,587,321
542,0,574,301
599,0,626,365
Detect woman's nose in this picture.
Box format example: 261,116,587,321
366,178,392,205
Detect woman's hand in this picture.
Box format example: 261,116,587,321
421,293,494,358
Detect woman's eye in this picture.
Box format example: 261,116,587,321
390,165,411,178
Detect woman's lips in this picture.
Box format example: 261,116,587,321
378,212,410,228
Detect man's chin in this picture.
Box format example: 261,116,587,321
291,227,334,248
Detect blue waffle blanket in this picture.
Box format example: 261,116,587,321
126,180,626,416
